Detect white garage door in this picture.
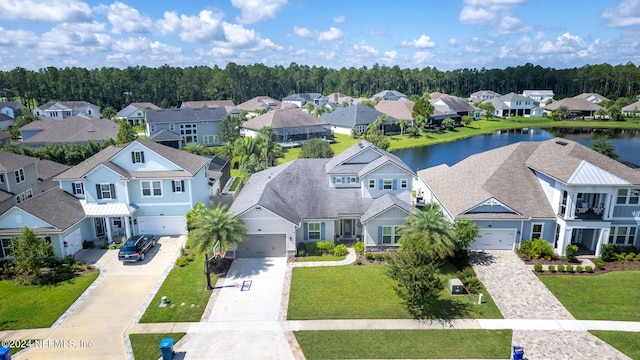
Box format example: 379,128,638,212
236,234,286,257
64,228,83,256
471,229,516,250
137,216,186,236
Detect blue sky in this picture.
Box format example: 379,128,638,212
1,0,639,71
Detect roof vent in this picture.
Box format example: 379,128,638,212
556,141,568,146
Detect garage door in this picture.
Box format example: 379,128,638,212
236,234,286,257
471,229,516,250
137,216,186,236
64,228,83,256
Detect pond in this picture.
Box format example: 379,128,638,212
392,128,640,171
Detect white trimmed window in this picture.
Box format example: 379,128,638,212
203,135,218,145
383,179,392,190
14,168,25,184
382,226,402,244
350,177,358,183
1,238,13,258
531,223,543,240
150,124,156,132
368,179,375,189
132,151,145,163
25,188,32,199
179,123,197,144
73,182,84,195
98,184,114,199
617,189,640,205
609,226,636,245
400,179,408,189
308,223,321,240
172,180,185,192
141,181,162,197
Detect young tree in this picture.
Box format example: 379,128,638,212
365,132,390,151
412,94,435,126
591,136,620,159
220,114,244,143
594,108,607,120
399,203,456,261
478,102,495,120
101,106,117,120
556,105,571,120
116,120,138,145
299,138,334,158
13,227,54,281
187,204,247,253
461,116,473,127
396,119,407,136
441,118,456,130
183,142,209,155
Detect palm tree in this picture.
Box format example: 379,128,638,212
397,119,407,136
373,114,388,135
399,203,455,260
594,108,607,120
188,203,247,253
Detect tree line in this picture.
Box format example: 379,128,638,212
1,62,640,111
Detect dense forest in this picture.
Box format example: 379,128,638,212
1,62,639,111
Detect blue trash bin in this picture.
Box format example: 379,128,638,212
512,345,524,360
0,347,11,360
158,338,174,360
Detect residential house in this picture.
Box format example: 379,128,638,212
522,90,555,103
241,108,332,143
575,93,609,104
417,138,640,257
180,100,236,109
282,93,328,109
622,100,640,117
117,102,160,126
469,90,501,102
429,92,452,100
33,101,100,120
19,116,118,147
0,131,9,145
236,96,282,112
0,102,25,130
320,104,398,135
326,93,353,107
543,97,603,118
146,107,227,147
148,129,183,149
0,151,69,213
205,155,231,196
375,100,415,122
230,140,416,257
371,90,409,101
486,92,537,117
431,96,481,120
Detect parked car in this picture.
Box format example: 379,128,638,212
117,234,156,262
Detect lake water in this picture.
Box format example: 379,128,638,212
392,128,640,171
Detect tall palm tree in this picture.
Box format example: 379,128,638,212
399,203,455,260
397,119,407,136
188,204,247,253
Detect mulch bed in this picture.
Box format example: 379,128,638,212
522,255,640,275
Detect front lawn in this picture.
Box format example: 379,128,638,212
288,263,502,320
590,331,640,360
129,333,186,360
295,329,512,359
139,253,213,323
0,271,99,330
539,271,640,321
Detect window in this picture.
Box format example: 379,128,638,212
0,174,4,183
141,181,162,197
381,226,402,244
368,179,375,189
400,179,408,189
531,223,543,240
617,189,640,205
631,190,640,205
150,124,156,132
169,124,175,131
383,179,392,190
179,123,198,144
617,189,628,204
131,151,145,163
1,238,13,258
73,182,84,195
308,223,321,240
335,177,342,183
25,189,32,199
14,168,25,183
172,180,185,192
97,184,115,199
609,226,637,245
350,177,358,184
203,135,218,145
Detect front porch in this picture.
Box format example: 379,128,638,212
80,200,138,244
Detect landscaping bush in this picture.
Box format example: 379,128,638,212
565,244,579,263
297,242,307,256
456,267,480,293
365,253,375,261
355,259,362,265
315,241,335,255
374,253,385,261
601,244,616,261
175,257,188,267
576,265,583,273
82,240,94,249
566,264,574,273
636,253,640,261
186,254,195,262
517,240,533,260
333,244,348,257
557,264,565,272
0,260,15,280
530,239,554,260
353,241,364,254
594,258,605,270
548,265,555,272
384,253,392,262
626,252,636,261
533,263,543,272
615,253,626,262
585,266,593,273
305,242,319,256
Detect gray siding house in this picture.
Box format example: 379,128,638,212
146,107,228,147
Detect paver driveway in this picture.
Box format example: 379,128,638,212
15,236,183,360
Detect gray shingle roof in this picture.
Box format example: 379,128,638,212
146,107,227,124
36,160,70,181
36,101,98,112
149,129,182,141
543,97,603,112
236,96,281,111
320,104,396,128
21,117,118,145
432,96,475,113
0,151,38,172
361,193,412,223
501,92,532,102
0,102,26,110
325,140,415,176
19,118,57,131
17,188,85,231
242,107,328,130
180,100,235,108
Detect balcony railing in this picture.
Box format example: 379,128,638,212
574,207,605,220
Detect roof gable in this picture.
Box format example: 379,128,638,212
567,161,630,185
0,207,53,229
462,197,521,215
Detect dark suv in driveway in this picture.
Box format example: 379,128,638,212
118,234,156,262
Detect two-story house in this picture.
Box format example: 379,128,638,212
417,138,640,257
33,101,100,120
430,96,481,120
146,107,227,147
0,101,25,130
230,140,415,257
117,102,160,126
282,93,327,108
469,90,501,102
522,90,555,103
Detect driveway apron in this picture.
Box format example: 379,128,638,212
176,257,295,360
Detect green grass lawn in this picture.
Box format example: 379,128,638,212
295,255,346,262
139,254,213,323
0,271,99,330
590,331,640,360
295,329,512,359
129,333,186,360
288,263,502,320
539,271,640,321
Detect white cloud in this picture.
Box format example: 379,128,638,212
39,22,112,55
96,2,153,34
602,0,640,27
293,26,313,38
231,0,287,24
157,10,225,43
413,51,433,63
459,6,495,24
0,27,37,47
0,0,93,23
498,16,525,34
353,43,378,56
333,15,345,23
318,27,343,41
401,34,435,48
448,38,459,46
464,45,481,53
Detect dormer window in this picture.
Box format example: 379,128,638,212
132,151,145,163
14,168,25,184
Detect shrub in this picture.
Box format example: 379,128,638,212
517,240,533,260
365,252,375,261
82,240,94,249
108,243,121,250
186,254,195,262
585,266,593,273
566,264,574,273
565,244,579,263
355,259,362,265
626,252,636,261
576,265,583,273
297,243,307,257
594,258,604,270
374,253,385,261
557,264,565,272
533,263,543,272
456,268,480,293
384,253,392,262
601,244,616,261
530,239,554,260
305,242,319,256
316,241,335,255
353,241,364,254
636,253,640,261
548,265,555,272
614,253,625,262
297,249,306,257
333,244,348,257
175,257,188,267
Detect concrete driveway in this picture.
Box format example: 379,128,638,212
15,236,184,360
176,257,296,360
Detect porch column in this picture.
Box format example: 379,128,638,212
105,216,113,244
565,192,575,219
557,226,571,256
595,228,609,258
124,216,132,239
